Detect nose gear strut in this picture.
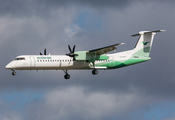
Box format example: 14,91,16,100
12,69,16,76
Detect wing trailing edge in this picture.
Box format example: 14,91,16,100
87,43,125,55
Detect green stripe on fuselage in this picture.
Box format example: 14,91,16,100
94,57,150,69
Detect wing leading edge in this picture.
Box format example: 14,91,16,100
87,43,125,55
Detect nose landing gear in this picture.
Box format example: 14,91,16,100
12,70,16,76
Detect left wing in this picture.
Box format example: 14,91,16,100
86,43,125,55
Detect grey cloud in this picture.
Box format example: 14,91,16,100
0,99,22,120
0,0,33,16
1,0,174,17
41,0,130,9
40,0,175,8
24,87,157,120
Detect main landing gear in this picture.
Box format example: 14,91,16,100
91,62,98,75
63,69,98,79
63,70,70,79
12,69,16,76
92,69,98,75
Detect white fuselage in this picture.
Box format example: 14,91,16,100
5,50,136,71
5,54,119,70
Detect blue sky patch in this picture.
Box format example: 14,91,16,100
132,101,175,120
74,11,103,30
0,90,45,111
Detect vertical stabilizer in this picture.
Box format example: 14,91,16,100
132,30,165,57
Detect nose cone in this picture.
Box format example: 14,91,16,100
5,62,14,69
5,63,11,69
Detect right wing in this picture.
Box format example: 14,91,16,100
86,43,125,55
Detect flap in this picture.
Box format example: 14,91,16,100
86,43,125,55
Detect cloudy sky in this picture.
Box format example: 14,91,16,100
1,0,175,120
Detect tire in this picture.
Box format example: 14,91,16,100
92,69,98,75
12,72,16,76
64,74,70,79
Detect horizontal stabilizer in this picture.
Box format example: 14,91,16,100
132,30,166,37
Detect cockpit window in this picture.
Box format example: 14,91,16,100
14,57,25,60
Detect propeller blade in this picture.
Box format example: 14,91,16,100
68,45,72,53
66,45,78,58
72,45,76,53
44,48,46,55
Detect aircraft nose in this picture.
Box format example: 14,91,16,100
5,63,13,69
5,64,10,69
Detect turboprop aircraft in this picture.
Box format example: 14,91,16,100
5,30,165,79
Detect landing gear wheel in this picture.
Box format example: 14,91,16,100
92,69,98,75
12,71,16,76
64,74,70,79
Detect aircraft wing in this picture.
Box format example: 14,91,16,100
86,43,125,55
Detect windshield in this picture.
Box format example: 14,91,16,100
14,57,25,60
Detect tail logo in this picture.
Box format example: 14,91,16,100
142,42,149,45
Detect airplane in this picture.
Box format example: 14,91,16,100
5,30,165,79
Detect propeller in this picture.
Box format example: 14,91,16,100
66,45,78,60
40,48,46,55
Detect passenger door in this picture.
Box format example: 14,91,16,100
29,56,36,67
